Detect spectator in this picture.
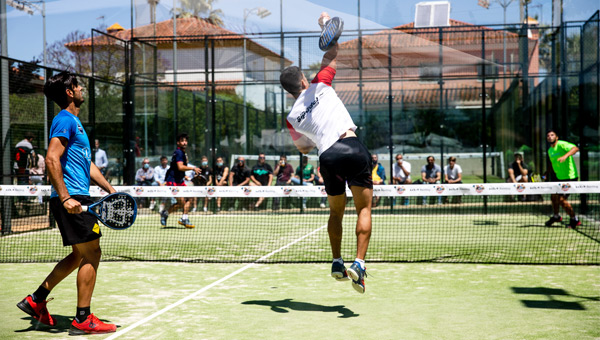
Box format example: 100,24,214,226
135,158,156,210
153,156,170,213
94,139,108,177
213,156,229,212
371,154,386,207
392,154,412,206
444,157,463,184
316,166,327,208
27,149,45,204
421,156,442,205
273,155,294,210
229,156,251,210
507,152,529,183
195,156,213,212
14,132,34,184
250,153,273,209
291,156,315,210
444,156,463,204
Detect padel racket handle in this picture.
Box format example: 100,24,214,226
81,206,89,212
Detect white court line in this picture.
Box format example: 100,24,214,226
105,223,328,340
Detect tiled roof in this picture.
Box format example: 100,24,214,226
66,17,288,61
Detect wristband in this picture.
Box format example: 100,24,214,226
62,197,73,205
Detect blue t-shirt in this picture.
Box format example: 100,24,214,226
49,110,92,197
165,148,187,184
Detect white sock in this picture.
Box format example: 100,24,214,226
182,214,188,220
354,258,365,270
333,257,343,264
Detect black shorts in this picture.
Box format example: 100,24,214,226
319,137,373,196
50,195,101,246
548,177,578,199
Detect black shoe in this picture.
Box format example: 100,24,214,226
545,215,562,227
569,218,581,229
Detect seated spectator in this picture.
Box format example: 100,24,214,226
94,139,108,178
27,149,45,204
421,156,442,205
371,154,386,207
250,153,273,209
291,156,315,210
154,156,170,213
444,156,463,203
444,157,463,184
273,155,294,211
213,156,229,212
229,157,251,210
316,166,327,208
392,153,411,206
136,158,156,209
507,152,529,183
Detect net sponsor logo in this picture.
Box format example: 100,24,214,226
515,184,526,192
408,187,432,193
473,185,485,193
485,185,511,192
170,187,180,195
134,187,144,195
560,183,571,192
320,187,327,195
99,188,108,196
573,183,600,190
394,186,406,195
435,186,445,194
28,186,38,194
206,187,216,195
242,187,252,195
283,187,293,195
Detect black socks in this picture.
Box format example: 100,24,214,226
32,286,50,303
76,306,91,323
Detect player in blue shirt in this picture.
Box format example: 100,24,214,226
16,72,118,335
161,133,200,228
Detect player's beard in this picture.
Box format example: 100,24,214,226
74,95,85,108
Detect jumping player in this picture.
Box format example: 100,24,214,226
17,71,117,335
279,12,373,294
545,129,581,228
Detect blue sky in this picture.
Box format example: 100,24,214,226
5,0,600,63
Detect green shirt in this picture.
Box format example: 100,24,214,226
296,164,314,180
548,140,578,180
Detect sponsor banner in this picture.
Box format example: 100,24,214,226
0,182,598,197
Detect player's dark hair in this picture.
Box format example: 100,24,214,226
427,156,435,161
546,128,558,136
448,156,456,162
43,71,79,108
176,133,188,142
160,155,168,161
280,66,303,95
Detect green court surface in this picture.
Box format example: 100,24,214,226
0,262,598,340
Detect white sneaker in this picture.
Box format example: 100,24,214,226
320,203,326,208
191,207,197,213
203,206,208,212
302,204,307,210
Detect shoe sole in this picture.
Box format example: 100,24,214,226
178,221,195,228
16,300,37,318
331,272,350,281
69,327,116,336
347,267,365,294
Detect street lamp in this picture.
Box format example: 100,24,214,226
478,0,514,91
242,7,270,154
7,0,48,148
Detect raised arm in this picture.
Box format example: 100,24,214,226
318,12,338,71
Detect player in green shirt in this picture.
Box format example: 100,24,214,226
545,129,581,228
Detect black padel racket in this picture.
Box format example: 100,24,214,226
83,193,137,230
319,17,344,51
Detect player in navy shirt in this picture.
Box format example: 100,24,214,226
161,133,200,228
17,72,118,335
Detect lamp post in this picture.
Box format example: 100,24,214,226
242,7,270,154
478,0,514,91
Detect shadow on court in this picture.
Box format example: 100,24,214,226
512,287,600,310
14,314,120,334
242,299,358,318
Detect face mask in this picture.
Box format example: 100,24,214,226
201,161,208,166
372,160,377,164
217,162,223,167
143,164,149,169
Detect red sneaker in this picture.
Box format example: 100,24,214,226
69,313,117,335
16,295,55,326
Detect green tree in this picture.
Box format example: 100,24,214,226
175,0,224,27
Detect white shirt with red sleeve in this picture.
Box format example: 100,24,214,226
286,66,357,156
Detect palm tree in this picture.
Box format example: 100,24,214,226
175,0,224,27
